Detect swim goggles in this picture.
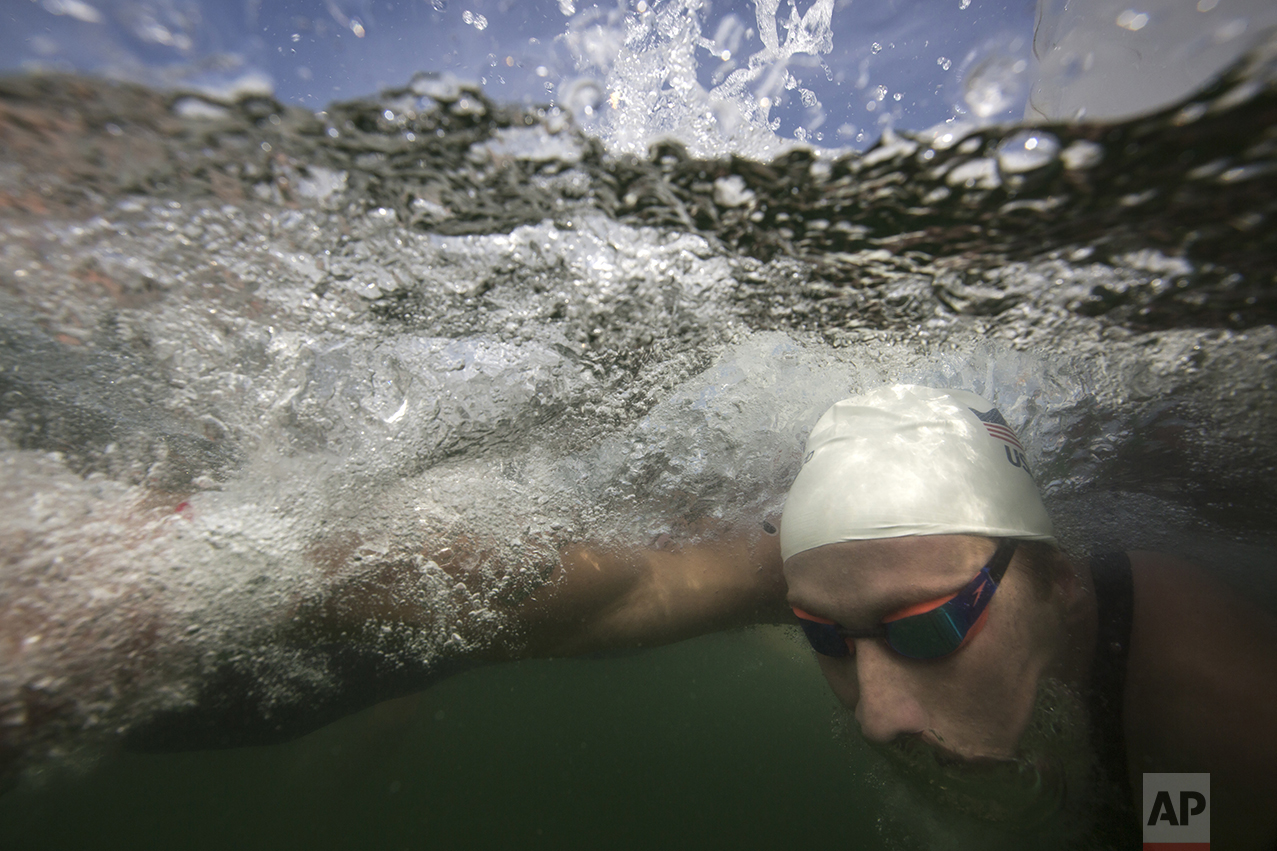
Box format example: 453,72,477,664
791,539,1018,660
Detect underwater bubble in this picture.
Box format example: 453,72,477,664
561,77,605,116
366,207,399,227
1060,139,1103,170
410,71,464,102
1115,10,1149,32
713,175,755,207
996,130,1060,174
946,157,1000,189
452,94,485,116
963,54,1030,118
172,97,230,121
40,0,104,23
919,119,978,151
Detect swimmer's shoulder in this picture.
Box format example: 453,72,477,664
1126,549,1277,655
1126,550,1277,714
1124,551,1277,848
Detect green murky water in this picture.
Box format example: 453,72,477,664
1,629,886,850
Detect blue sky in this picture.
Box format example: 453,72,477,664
2,0,1038,148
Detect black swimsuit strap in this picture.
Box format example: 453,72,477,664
1087,551,1140,848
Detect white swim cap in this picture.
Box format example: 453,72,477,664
780,385,1055,561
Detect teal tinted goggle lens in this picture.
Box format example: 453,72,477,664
879,569,998,658
793,539,1017,661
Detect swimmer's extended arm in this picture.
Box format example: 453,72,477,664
509,525,791,658
26,517,788,762
306,521,791,662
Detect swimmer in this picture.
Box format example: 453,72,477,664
775,387,1277,848
504,386,1276,846
1,386,1274,848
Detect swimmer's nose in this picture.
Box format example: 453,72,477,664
852,641,928,744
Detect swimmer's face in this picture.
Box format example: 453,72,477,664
784,535,1069,764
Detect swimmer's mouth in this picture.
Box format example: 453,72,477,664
893,732,1019,771
875,733,1066,826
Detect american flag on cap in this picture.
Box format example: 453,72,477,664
969,406,1025,452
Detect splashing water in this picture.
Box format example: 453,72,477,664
0,3,1276,849
559,0,832,158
